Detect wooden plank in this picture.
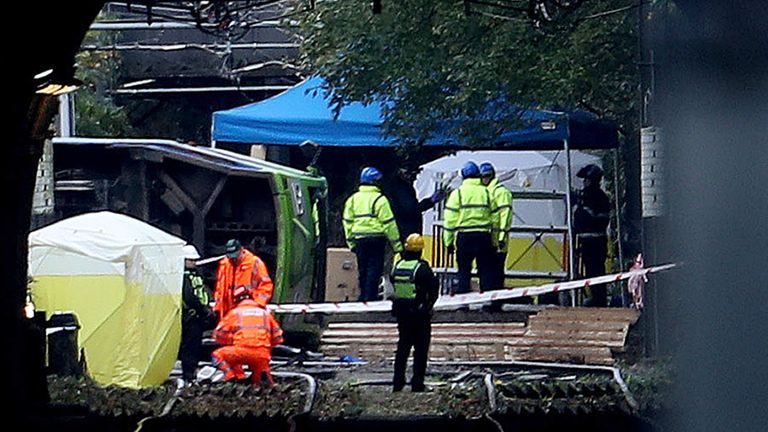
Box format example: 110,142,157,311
506,338,626,348
321,342,507,350
505,345,612,357
533,308,640,323
528,317,632,327
532,316,637,326
526,325,630,346
320,344,505,360
531,312,637,321
530,328,628,338
321,348,552,362
327,322,526,329
325,327,528,334
433,322,526,328
535,306,640,315
530,317,635,325
321,335,528,345
529,319,635,329
526,329,628,342
326,323,396,329
326,325,528,332
530,313,636,322
323,329,527,338
323,334,526,340
321,341,515,349
322,336,525,344
533,313,638,322
527,321,631,331
506,347,613,364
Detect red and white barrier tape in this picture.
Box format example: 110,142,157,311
268,262,677,314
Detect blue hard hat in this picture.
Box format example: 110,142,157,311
461,162,480,178
479,162,495,176
360,166,383,184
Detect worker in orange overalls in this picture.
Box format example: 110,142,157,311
214,239,274,319
211,286,284,386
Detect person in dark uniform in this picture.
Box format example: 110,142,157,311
390,233,440,393
380,166,446,279
383,167,446,243
179,245,214,384
573,164,611,307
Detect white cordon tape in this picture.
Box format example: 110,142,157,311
268,262,677,314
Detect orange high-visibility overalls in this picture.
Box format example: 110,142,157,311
212,299,284,386
214,249,274,318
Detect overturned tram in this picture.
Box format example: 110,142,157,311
50,137,329,337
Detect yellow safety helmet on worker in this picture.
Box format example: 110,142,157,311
404,233,425,252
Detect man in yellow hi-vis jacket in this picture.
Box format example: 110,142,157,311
481,162,518,310
343,167,403,301
443,162,497,295
480,162,514,291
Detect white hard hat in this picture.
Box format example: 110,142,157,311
182,245,200,260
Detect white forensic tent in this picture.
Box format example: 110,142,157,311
416,150,601,234
415,150,603,281
29,211,186,388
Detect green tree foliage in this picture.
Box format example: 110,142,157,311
74,28,135,137
298,0,646,262
298,0,639,144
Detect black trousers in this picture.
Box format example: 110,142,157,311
454,232,494,294
578,236,608,307
180,316,204,381
354,236,387,301
490,251,507,290
393,314,431,391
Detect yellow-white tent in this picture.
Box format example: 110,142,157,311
29,211,185,388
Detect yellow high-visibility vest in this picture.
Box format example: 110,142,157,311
442,178,497,246
343,185,402,251
488,178,513,246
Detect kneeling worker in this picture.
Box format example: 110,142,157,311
212,286,284,387
391,233,439,392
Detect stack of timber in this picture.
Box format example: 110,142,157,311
506,307,640,365
319,307,640,365
320,322,527,361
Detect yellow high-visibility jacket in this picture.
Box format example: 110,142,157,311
488,178,513,250
442,178,497,247
343,185,403,252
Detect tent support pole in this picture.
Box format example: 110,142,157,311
564,137,576,307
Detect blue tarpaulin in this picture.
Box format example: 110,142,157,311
212,77,618,150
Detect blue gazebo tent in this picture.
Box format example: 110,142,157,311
211,77,621,290
212,77,617,150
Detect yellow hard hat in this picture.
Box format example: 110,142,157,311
404,233,425,252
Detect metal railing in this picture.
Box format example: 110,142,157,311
431,221,570,294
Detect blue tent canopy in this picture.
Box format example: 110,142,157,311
212,77,618,150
